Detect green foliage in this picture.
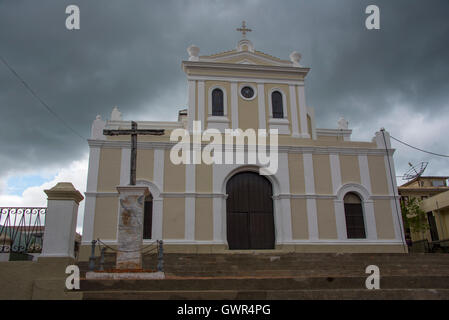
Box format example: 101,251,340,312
401,197,429,234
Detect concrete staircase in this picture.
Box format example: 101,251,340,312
78,252,449,300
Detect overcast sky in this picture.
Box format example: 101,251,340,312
1,0,448,232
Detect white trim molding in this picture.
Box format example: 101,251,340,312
185,163,196,241
197,80,205,125
187,80,196,132
152,149,165,240
289,85,300,137
230,82,238,129
303,153,318,241
257,83,266,130
296,85,311,139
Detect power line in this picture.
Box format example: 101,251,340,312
390,135,449,158
381,130,407,253
0,54,85,140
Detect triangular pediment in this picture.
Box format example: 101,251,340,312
200,50,292,67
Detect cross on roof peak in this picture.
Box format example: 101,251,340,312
236,21,252,38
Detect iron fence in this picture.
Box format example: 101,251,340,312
0,207,46,253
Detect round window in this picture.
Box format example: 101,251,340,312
240,86,254,99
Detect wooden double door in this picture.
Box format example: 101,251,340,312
226,172,275,250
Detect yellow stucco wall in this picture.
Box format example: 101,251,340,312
340,155,361,184
368,155,389,194
288,153,305,194
163,197,185,239
316,199,338,239
97,148,121,192
196,163,213,193
164,151,186,192
195,198,213,240
373,199,395,239
136,149,154,183
290,198,308,239
313,154,333,194
238,83,259,131
94,196,119,240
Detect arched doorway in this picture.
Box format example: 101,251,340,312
226,171,275,249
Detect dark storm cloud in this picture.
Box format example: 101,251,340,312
0,0,448,184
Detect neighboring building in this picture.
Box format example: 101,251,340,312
421,190,449,243
80,24,406,259
398,176,449,243
398,176,449,203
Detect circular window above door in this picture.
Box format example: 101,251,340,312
239,84,257,100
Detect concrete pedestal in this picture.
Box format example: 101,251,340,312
40,183,84,259
116,185,150,269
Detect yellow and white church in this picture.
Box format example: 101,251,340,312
79,24,406,259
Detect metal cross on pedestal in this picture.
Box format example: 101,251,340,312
103,121,164,185
236,21,252,38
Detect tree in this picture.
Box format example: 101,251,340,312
401,197,429,236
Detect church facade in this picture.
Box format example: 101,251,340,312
80,28,406,259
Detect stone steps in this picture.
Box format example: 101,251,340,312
77,252,449,300
80,276,449,291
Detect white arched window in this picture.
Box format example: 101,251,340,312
343,192,366,239
212,88,224,116
271,91,284,118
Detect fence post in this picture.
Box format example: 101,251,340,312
99,247,106,271
157,240,164,272
88,240,97,271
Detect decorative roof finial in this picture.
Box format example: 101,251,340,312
236,21,252,39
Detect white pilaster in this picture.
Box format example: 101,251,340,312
231,82,238,129
120,147,131,185
212,163,226,242
187,80,196,132
257,83,266,130
384,154,403,240
334,200,347,240
303,153,318,240
358,155,372,194
296,85,310,138
329,153,346,240
185,163,196,241
289,85,300,137
197,80,205,126
152,149,165,240
364,200,377,240
277,153,292,242
82,146,100,243
329,154,342,194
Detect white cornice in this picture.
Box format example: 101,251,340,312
316,128,352,137
182,61,310,76
105,120,183,130
187,75,305,85
87,139,394,155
